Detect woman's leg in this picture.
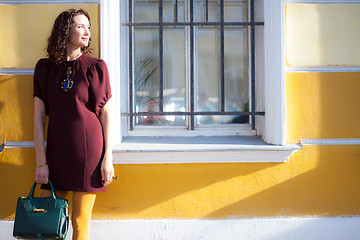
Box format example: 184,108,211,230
72,192,96,240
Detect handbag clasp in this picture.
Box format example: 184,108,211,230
33,208,46,213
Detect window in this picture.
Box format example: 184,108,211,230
120,0,264,133
101,0,293,163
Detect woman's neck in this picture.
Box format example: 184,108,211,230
66,48,82,61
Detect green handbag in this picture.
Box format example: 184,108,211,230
13,180,69,240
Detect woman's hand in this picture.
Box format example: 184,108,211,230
35,160,49,184
101,151,115,186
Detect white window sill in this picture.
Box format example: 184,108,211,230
113,136,302,164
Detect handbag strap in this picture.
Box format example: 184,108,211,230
20,198,45,240
29,180,57,201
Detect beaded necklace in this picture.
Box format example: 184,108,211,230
61,52,81,92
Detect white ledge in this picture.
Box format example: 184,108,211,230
0,136,302,164
1,138,302,164
285,66,360,73
302,138,360,145
0,68,34,75
113,136,302,164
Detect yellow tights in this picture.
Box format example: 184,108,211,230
40,190,96,240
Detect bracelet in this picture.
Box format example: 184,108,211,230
36,163,47,168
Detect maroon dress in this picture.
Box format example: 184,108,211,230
33,54,111,192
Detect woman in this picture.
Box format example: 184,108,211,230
33,9,114,240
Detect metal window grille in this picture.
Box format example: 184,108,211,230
124,0,264,131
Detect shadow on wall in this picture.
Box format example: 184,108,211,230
0,102,4,116
94,162,277,218
205,145,360,218
93,144,360,219
93,5,360,219
0,77,12,109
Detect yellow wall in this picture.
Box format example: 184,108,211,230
1,2,360,221
286,4,360,66
0,4,99,68
1,145,360,220
286,72,360,144
283,3,360,219
0,75,33,142
96,145,360,219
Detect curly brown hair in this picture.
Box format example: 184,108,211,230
47,8,93,64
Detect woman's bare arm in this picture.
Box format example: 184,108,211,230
99,100,114,186
34,97,49,184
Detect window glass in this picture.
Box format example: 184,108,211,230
134,0,159,23
224,26,249,123
224,0,248,22
195,0,248,22
134,28,160,125
195,0,219,22
127,0,260,130
196,26,220,125
163,27,186,126
164,0,185,22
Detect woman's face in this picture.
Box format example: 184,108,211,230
68,14,91,50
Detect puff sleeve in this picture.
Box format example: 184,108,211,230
33,59,49,115
86,59,112,116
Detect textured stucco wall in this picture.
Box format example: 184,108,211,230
0,2,359,221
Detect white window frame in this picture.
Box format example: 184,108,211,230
100,0,301,164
